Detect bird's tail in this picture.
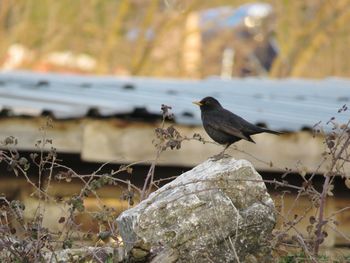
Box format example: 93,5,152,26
262,128,282,135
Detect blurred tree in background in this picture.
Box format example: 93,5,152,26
270,0,350,78
0,0,350,78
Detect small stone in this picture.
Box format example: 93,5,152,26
150,248,178,263
131,247,149,260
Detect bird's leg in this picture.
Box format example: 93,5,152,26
211,143,231,160
221,143,231,155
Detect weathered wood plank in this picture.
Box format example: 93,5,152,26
0,117,347,174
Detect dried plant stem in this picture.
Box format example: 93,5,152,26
141,149,161,200
314,128,350,255
313,174,330,255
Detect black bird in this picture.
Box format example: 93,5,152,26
193,97,280,156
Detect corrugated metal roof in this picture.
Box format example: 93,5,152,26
0,70,349,131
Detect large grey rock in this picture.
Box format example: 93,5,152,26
117,157,276,262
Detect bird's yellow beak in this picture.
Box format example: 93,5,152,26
192,101,202,106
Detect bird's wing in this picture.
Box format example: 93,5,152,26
205,108,259,141
207,117,252,141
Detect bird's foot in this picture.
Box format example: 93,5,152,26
210,152,231,161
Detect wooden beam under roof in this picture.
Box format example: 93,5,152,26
0,117,340,174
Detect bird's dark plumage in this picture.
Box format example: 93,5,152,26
193,97,280,150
